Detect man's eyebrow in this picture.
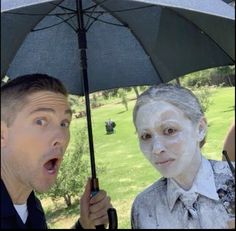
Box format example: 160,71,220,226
30,108,55,115
30,108,72,116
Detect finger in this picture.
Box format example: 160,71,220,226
90,211,109,225
90,190,107,204
80,178,91,205
89,196,111,213
89,205,111,220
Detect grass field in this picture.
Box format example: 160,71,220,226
41,86,234,229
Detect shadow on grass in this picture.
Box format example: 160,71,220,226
222,106,235,113
117,110,126,114
45,199,80,224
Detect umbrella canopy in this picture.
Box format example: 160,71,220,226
1,0,235,95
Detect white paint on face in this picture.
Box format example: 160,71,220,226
1,91,72,195
135,101,201,182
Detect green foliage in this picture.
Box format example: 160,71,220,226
102,89,119,99
38,127,90,207
209,66,235,87
68,95,81,114
181,71,211,87
216,65,235,76
124,87,133,92
139,85,148,92
180,65,235,87
191,86,214,112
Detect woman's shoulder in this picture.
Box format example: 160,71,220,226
132,177,167,204
208,159,235,217
208,159,235,176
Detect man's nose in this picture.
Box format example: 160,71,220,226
152,136,165,155
52,128,69,148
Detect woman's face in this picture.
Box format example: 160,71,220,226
135,100,203,178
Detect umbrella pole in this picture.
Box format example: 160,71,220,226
76,0,99,192
76,2,118,229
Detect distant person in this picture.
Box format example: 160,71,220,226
131,84,235,229
105,119,116,134
223,122,235,161
1,74,113,229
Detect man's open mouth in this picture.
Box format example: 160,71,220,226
43,158,59,175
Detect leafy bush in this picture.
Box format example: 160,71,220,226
191,86,214,112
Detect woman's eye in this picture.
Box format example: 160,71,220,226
163,128,176,135
35,119,47,126
140,133,152,140
61,121,70,128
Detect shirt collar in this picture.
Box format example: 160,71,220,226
1,178,16,217
167,156,219,211
1,179,44,217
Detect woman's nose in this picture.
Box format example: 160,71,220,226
152,136,165,155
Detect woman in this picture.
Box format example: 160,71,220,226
131,84,235,229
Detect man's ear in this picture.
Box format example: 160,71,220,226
1,121,9,148
197,117,207,142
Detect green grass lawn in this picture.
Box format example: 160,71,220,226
42,86,234,229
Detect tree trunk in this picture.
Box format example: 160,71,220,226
176,78,181,86
64,194,72,207
227,75,233,87
133,87,139,98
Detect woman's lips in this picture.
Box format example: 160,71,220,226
156,159,174,165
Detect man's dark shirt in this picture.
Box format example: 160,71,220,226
1,179,47,229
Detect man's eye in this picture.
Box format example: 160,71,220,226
140,133,152,140
35,119,47,126
163,128,176,135
61,121,70,128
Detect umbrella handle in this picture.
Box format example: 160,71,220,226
90,178,118,229
108,208,118,230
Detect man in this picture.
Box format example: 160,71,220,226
1,74,113,229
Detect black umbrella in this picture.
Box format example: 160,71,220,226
1,0,235,227
2,1,235,93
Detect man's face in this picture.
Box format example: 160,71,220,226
1,91,72,192
135,100,200,179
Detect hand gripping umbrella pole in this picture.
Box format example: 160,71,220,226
76,0,118,229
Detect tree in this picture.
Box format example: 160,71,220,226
192,86,213,113
118,89,128,111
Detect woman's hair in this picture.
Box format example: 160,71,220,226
1,73,68,126
133,83,206,147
